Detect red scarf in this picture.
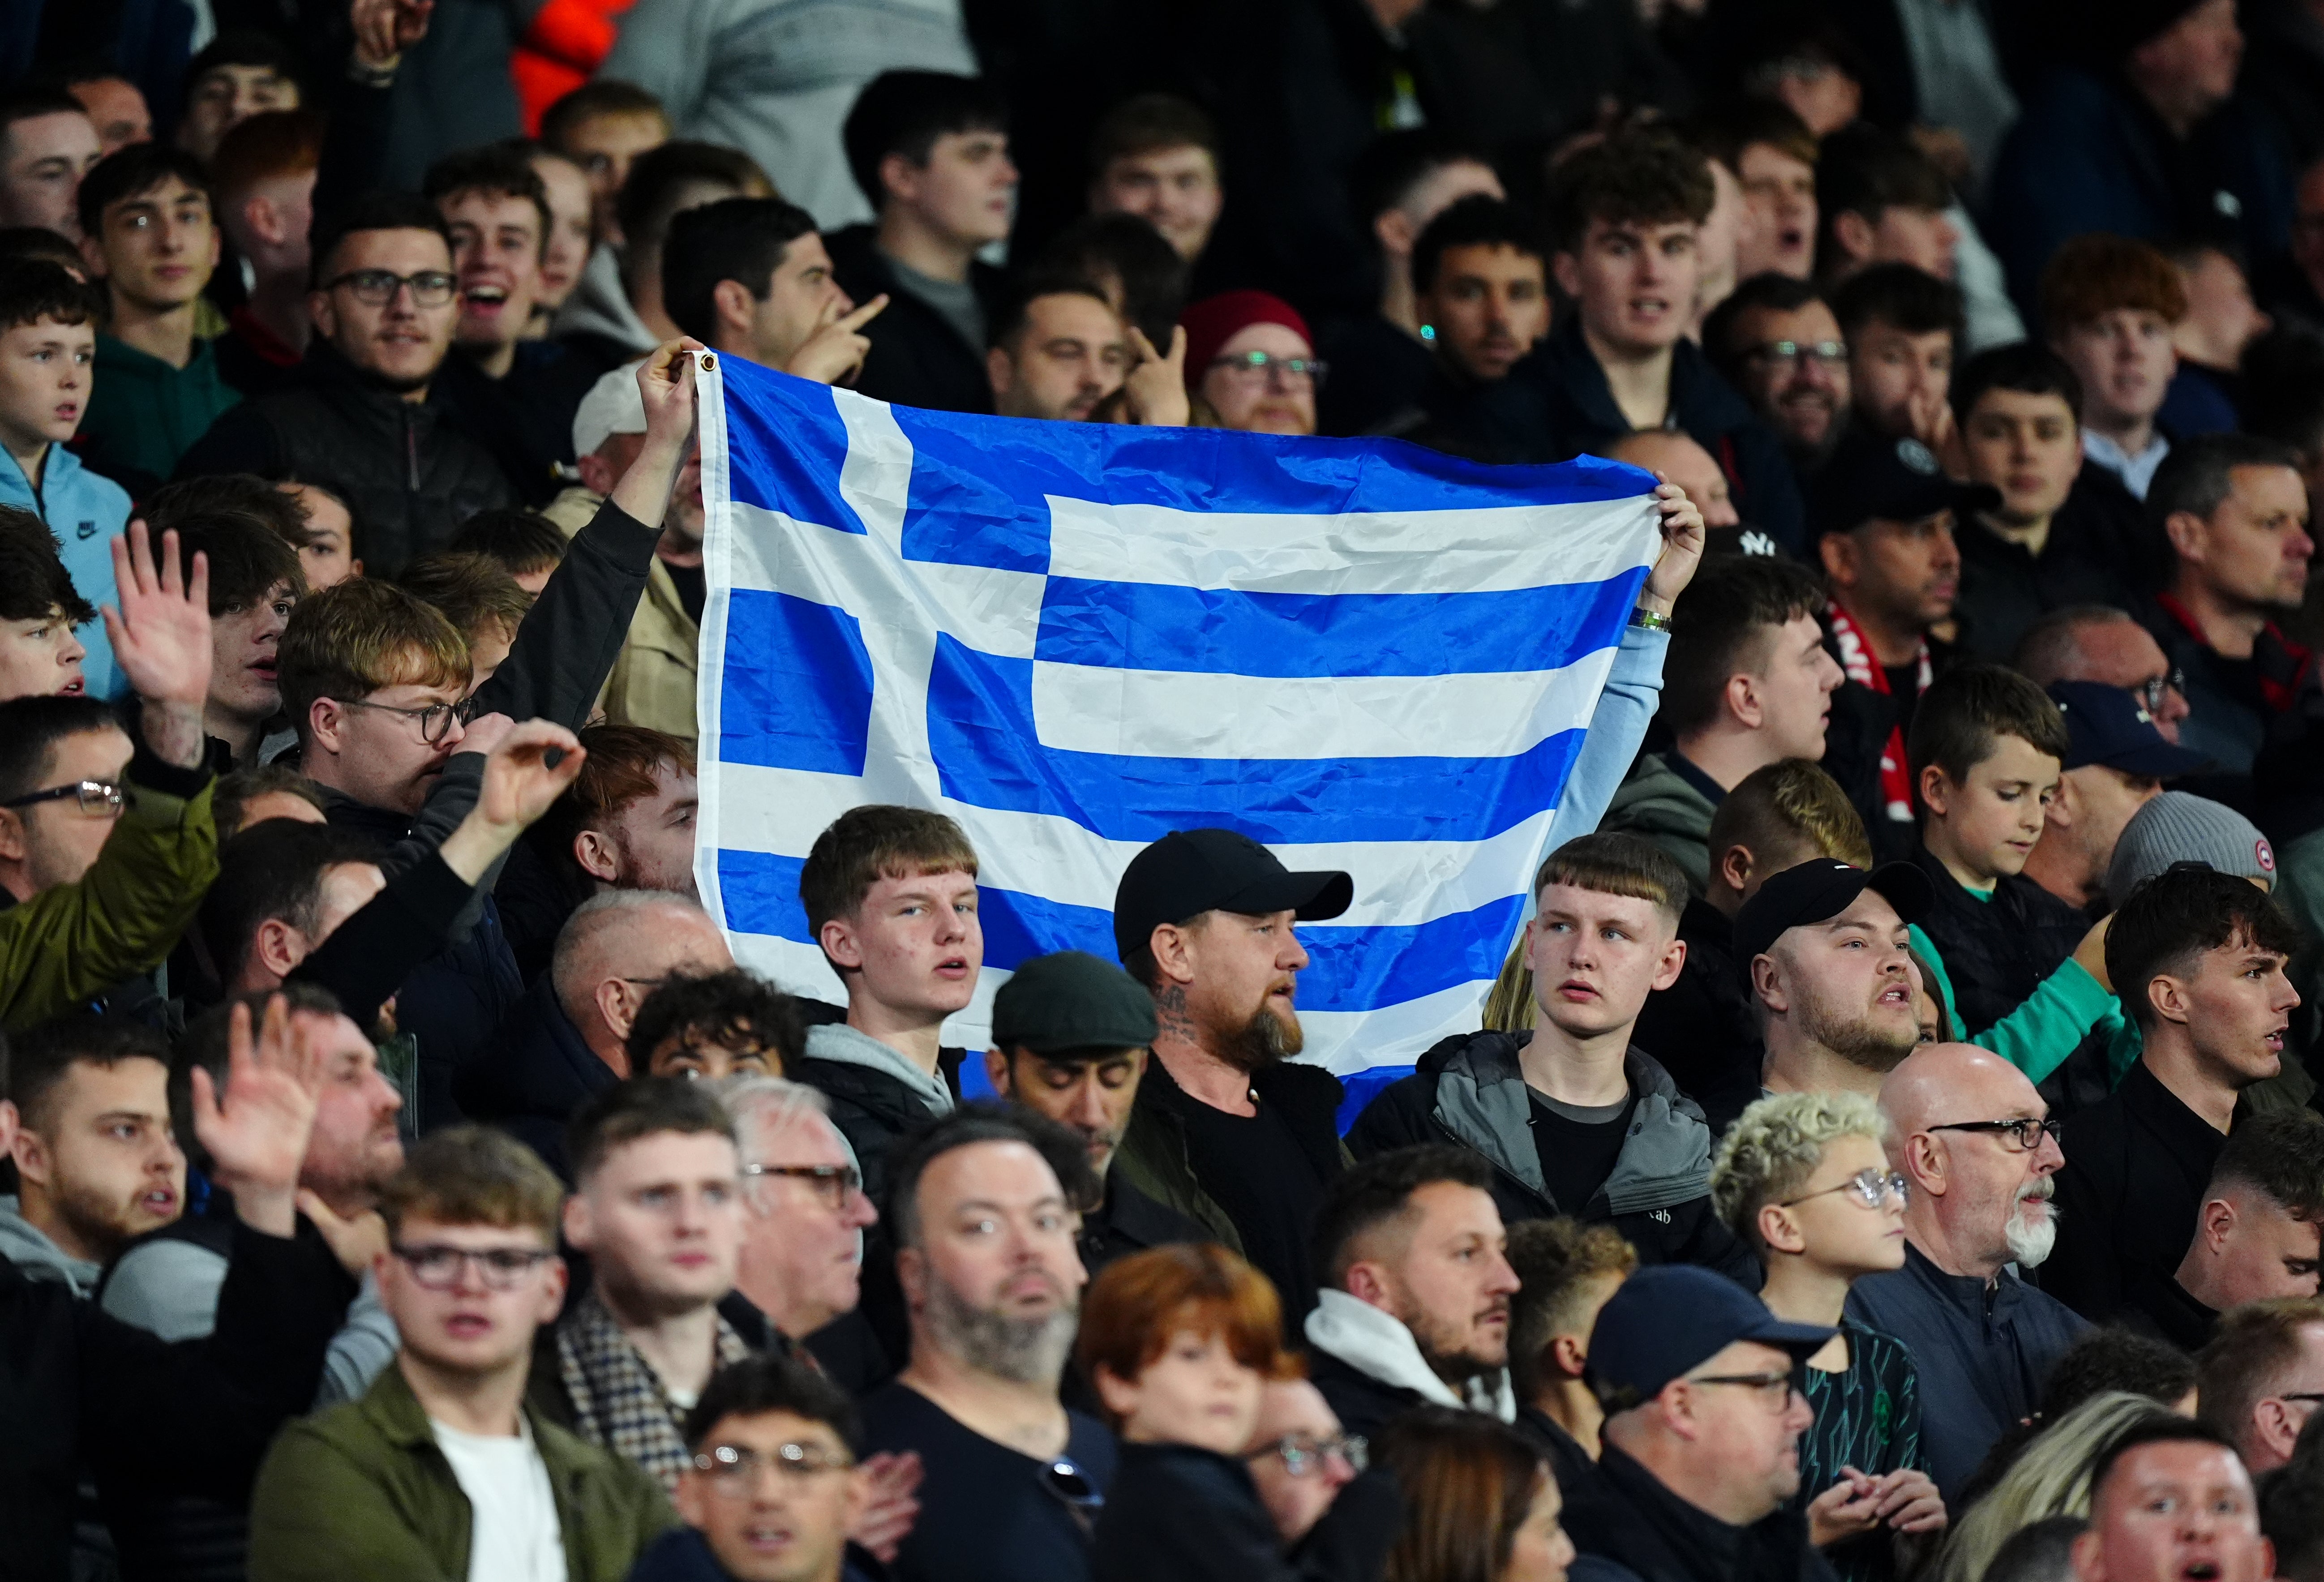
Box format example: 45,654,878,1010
1827,598,1930,826
2154,593,2313,713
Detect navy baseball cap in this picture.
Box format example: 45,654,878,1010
1588,1265,1836,1406
1731,858,1934,971
1808,430,2001,542
1111,829,1353,962
2048,681,2209,778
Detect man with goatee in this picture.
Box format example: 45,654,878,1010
1111,829,1354,1317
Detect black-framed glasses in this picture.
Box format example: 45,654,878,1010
326,268,457,307
691,1441,857,1496
1744,338,1846,373
1207,350,1328,387
742,1162,864,1211
1248,1432,1368,1477
339,695,474,743
1930,1118,2063,1153
0,778,124,815
2135,669,2185,714
1042,1457,1104,1535
1781,1167,1910,1210
1688,1371,1800,1408
390,1243,556,1290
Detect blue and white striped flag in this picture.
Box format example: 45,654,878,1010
691,355,1663,1088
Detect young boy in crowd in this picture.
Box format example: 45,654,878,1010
72,142,240,494
1505,1217,1637,1487
0,257,125,697
1905,664,2090,1038
1084,93,1223,268
0,504,92,699
2041,235,2187,506
791,804,979,1205
1350,832,1755,1282
1830,263,1960,456
245,1126,674,1578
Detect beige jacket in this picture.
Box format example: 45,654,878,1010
545,484,699,747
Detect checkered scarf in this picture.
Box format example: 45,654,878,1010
556,1289,752,1491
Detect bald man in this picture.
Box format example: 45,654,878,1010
1608,432,1765,557
456,889,734,1178
1845,1043,2089,1501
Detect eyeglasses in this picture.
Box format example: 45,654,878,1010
1781,1166,1910,1210
0,778,125,815
1042,1457,1104,1533
742,1162,864,1211
1930,1117,2064,1152
1743,339,1846,373
691,1441,857,1496
1207,351,1328,388
339,695,474,743
2135,669,2185,714
1248,1433,1368,1476
390,1243,556,1290
326,269,458,307
1688,1371,1800,1408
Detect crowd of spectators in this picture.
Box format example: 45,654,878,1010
4,1,2324,1581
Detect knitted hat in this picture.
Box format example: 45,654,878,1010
1178,290,1312,392
2105,791,2277,909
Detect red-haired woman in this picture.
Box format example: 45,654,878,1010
1079,1242,1306,1582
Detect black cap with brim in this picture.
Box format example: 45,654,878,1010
2050,680,2212,778
1731,858,1936,973
1112,828,1354,962
1808,430,2002,542
1588,1265,1838,1405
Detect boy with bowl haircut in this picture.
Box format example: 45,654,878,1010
1905,665,2089,1039
0,257,125,696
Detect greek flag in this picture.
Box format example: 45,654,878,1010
692,355,1663,1090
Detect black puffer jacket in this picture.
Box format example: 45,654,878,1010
1347,1031,1759,1286
174,339,515,576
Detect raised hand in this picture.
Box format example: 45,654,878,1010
438,718,587,883
104,520,212,767
1119,325,1190,428
1638,473,1708,617
193,995,326,1239
350,0,433,67
787,295,888,387
613,338,709,529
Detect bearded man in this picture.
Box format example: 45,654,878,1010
1739,858,1935,1098
1111,829,1354,1316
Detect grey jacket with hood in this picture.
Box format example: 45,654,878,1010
1346,1032,1759,1286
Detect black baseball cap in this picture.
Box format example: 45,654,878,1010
1588,1265,1836,1404
1731,857,1934,970
1111,828,1353,963
990,951,1158,1056
1808,429,2001,542
2049,681,2209,778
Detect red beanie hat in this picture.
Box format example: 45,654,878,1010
1178,290,1313,392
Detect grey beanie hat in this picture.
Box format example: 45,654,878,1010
2105,791,2277,909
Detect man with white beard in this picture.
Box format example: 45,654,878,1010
1847,1043,2088,1503
856,1109,1111,1582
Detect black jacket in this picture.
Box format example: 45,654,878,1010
1951,478,2148,664
1092,1442,1300,1582
1562,1442,1835,1582
1080,1168,1213,1280
433,341,600,508
1908,842,2089,1040
1305,1346,1437,1445
1631,897,1762,1137
790,1042,967,1213
1844,1242,2087,1502
824,224,1005,416
174,338,515,577
2142,593,2312,785
1514,1406,1598,1496
2043,1060,2235,1323
1346,1031,1759,1286
1464,317,1805,557
0,1218,353,1582
454,969,617,1181
1316,315,1436,438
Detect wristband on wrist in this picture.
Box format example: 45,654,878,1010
1629,605,1672,632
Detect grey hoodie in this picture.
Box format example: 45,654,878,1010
802,1022,955,1116
0,1194,101,1295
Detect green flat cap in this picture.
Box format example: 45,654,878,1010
991,950,1158,1055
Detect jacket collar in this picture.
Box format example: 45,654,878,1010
1594,1441,1761,1573
1135,1051,1346,1184
1303,1288,1515,1418
1091,1167,1199,1249
1421,1032,1711,1215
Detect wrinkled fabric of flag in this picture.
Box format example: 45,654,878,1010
692,354,1662,1096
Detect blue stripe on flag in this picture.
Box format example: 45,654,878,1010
1034,574,1641,679
723,366,868,532
714,852,1522,1015
923,635,1588,845
885,403,1654,572
716,589,878,775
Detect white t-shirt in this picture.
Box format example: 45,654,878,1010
430,1417,570,1582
